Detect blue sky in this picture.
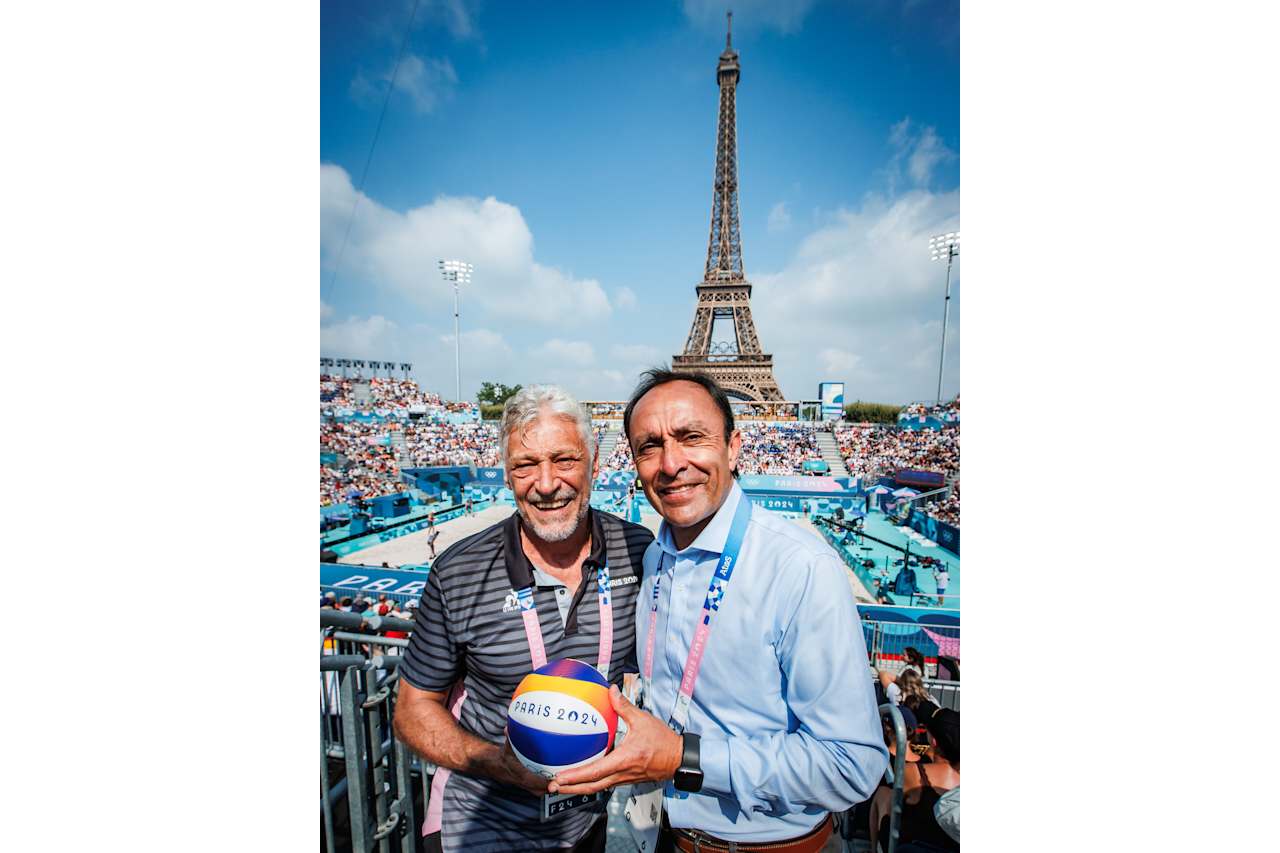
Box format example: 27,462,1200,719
320,0,959,404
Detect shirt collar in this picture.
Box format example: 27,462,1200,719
501,507,607,590
656,480,745,558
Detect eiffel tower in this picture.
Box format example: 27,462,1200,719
672,12,784,402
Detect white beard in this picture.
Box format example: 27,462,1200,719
517,498,590,543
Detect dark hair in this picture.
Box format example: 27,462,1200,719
924,708,960,766
903,647,926,671
622,367,736,443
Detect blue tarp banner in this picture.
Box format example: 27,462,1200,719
320,564,430,597
907,509,960,556
737,474,845,493
748,494,804,513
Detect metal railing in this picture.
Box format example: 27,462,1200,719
321,585,423,607
863,618,960,671
319,607,957,852
321,610,425,853
840,704,907,853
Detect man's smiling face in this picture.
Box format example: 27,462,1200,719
627,380,740,548
505,411,596,543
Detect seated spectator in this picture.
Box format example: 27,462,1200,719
869,708,960,852
878,669,902,706
887,705,920,765
845,703,920,842
902,646,927,677
897,669,938,714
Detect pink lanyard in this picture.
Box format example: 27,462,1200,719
642,497,752,734
516,559,613,678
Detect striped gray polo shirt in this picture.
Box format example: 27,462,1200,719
399,508,652,852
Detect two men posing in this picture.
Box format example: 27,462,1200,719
395,371,886,852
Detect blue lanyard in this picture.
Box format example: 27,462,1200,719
644,495,752,733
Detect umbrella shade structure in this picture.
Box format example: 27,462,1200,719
868,485,892,495
892,487,921,498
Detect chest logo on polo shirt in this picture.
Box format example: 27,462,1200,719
502,589,520,613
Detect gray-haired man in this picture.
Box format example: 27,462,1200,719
395,385,654,852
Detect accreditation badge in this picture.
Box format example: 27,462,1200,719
540,790,605,822
622,782,664,852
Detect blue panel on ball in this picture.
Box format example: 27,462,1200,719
537,658,609,687
507,717,610,766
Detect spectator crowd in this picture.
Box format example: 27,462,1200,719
320,374,500,506
320,377,960,525
899,396,960,423
321,419,501,506
837,422,959,526
321,373,479,417
735,423,822,475
864,647,960,850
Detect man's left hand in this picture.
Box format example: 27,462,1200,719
547,685,682,796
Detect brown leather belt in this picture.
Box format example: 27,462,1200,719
671,814,832,853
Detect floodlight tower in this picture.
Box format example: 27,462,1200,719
929,232,960,406
437,259,473,402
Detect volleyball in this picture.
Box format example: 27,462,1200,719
506,659,618,778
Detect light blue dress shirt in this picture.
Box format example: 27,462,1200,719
637,481,888,842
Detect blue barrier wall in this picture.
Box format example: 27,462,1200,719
749,494,804,513
321,564,430,599
906,509,960,556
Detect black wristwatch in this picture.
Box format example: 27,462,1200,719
673,732,703,793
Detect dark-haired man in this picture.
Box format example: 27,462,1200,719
552,369,886,853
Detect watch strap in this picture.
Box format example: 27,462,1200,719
674,732,703,792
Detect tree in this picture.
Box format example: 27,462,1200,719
476,381,522,406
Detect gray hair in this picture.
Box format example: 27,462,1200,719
499,384,596,469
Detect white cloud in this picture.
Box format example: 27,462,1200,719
607,344,667,392
436,0,477,40
320,314,399,358
320,163,611,324
369,0,479,42
504,341,642,402
615,286,638,310
532,339,596,365
886,118,956,191
682,0,817,35
751,187,960,403
819,347,861,375
350,53,458,115
440,327,512,353
767,201,792,233
609,343,663,364
908,127,951,186
320,301,335,321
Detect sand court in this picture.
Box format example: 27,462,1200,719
341,502,872,604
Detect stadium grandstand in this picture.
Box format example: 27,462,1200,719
320,367,960,852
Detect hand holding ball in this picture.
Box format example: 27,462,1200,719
506,659,619,778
